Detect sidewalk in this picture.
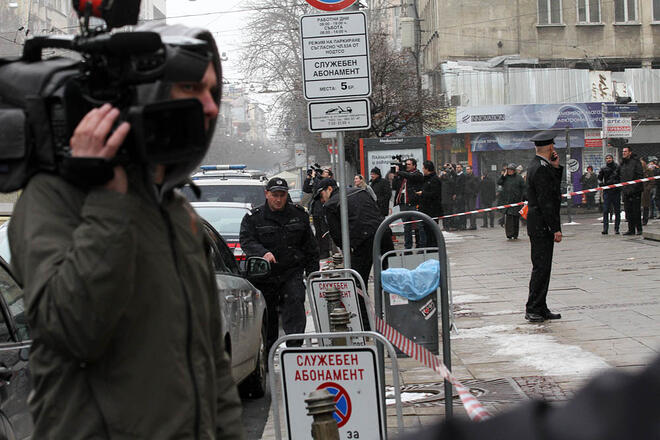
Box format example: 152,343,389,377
262,213,660,438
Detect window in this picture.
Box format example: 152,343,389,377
577,0,601,23
654,0,660,21
538,0,562,25
614,0,638,23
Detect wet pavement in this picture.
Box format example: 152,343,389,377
259,213,660,438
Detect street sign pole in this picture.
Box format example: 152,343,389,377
337,130,351,269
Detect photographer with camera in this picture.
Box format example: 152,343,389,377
392,158,424,249
5,22,244,439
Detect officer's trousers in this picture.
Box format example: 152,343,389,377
257,272,306,352
526,233,554,315
505,214,520,238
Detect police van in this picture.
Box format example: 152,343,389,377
182,165,268,207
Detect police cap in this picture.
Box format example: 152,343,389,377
530,130,558,147
266,177,288,192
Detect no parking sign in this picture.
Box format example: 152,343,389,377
280,347,384,439
305,0,358,11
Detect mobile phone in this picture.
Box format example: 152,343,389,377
551,151,559,161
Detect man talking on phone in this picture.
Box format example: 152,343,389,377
525,131,563,323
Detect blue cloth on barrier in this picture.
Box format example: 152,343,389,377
381,259,440,301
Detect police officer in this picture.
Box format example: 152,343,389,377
240,177,319,351
525,131,563,323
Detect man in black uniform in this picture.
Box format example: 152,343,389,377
598,154,621,234
240,178,320,351
619,146,644,235
369,167,392,217
525,131,563,323
416,160,443,246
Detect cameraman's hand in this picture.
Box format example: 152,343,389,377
394,165,400,173
263,252,277,264
70,103,131,194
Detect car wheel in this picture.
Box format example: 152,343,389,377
239,327,267,399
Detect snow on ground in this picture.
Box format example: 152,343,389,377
454,325,610,376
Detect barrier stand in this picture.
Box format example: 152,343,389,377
306,269,372,337
373,211,454,419
268,332,404,440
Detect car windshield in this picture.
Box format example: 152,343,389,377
194,206,249,236
182,185,265,206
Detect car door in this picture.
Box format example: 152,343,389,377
204,225,261,382
0,261,32,439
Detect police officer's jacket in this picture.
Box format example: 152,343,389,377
240,202,319,281
526,155,563,237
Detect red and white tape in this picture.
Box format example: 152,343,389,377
354,287,492,421
390,175,660,226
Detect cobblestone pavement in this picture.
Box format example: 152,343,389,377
261,214,660,439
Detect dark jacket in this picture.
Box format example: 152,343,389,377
598,161,620,191
619,155,644,196
418,172,443,219
479,175,497,206
440,170,455,205
526,155,563,236
240,202,319,280
497,172,526,215
464,172,480,199
370,176,392,217
323,187,384,250
454,172,466,199
580,171,598,190
393,168,423,206
9,171,244,439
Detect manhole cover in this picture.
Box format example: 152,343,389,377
386,378,527,407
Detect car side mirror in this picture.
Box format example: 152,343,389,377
245,257,270,280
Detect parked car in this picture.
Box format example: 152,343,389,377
191,202,251,263
182,165,268,207
0,216,270,438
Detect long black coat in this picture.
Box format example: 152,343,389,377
497,172,526,215
323,187,384,250
619,155,644,195
369,176,391,217
526,155,563,237
479,175,497,206
418,172,443,219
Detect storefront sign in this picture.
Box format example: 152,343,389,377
457,103,603,133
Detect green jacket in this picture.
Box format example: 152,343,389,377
8,171,244,439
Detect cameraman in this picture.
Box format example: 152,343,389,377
8,25,244,439
392,158,423,249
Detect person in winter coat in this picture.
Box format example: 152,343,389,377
619,146,644,235
305,167,334,258
479,172,497,227
317,178,394,327
497,163,526,239
598,154,621,234
453,164,467,229
440,164,456,230
354,174,377,201
641,158,653,225
392,158,424,248
464,165,480,230
580,165,598,209
7,24,244,439
416,160,443,246
369,167,392,217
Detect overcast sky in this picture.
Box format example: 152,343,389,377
165,0,248,82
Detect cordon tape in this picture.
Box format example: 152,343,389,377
390,175,660,227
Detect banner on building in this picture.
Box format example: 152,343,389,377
584,129,603,148
471,131,585,152
603,117,632,138
589,71,613,102
457,103,604,133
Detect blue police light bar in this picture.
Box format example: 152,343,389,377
200,164,247,171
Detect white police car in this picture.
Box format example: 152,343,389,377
182,165,267,207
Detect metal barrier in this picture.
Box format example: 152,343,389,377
373,211,454,419
268,332,404,440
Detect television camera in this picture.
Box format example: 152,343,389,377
0,0,216,191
